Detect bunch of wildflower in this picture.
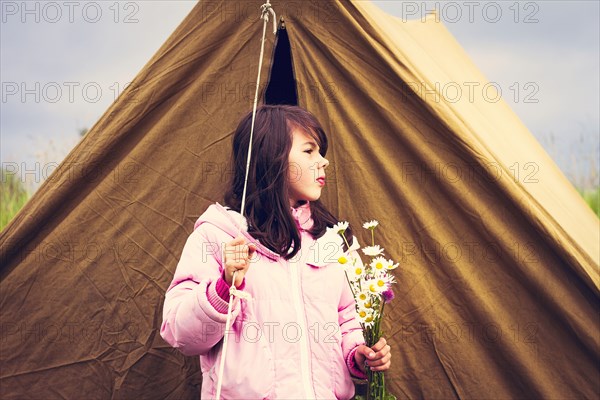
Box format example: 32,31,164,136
333,220,398,330
333,220,398,400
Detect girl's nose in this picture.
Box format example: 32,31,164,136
321,157,329,169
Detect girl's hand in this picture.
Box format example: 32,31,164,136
223,236,257,287
354,337,392,372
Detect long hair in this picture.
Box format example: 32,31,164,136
224,105,352,259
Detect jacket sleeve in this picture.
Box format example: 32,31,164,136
160,224,240,356
338,242,367,377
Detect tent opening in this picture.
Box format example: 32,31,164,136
265,20,298,105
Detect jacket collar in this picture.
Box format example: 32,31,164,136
194,202,315,260
291,202,314,231
194,203,280,261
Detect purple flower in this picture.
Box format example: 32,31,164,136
382,288,395,303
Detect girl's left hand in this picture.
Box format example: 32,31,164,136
354,337,392,372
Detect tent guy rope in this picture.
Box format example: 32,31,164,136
240,0,276,219
214,2,277,399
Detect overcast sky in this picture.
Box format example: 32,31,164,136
1,0,599,190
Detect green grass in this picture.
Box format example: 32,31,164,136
1,169,31,231
578,187,600,218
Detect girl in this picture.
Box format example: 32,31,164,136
161,105,392,399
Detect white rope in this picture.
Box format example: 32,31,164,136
239,0,277,219
215,271,249,399
215,2,276,399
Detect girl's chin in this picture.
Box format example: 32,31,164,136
308,191,323,201
290,193,322,206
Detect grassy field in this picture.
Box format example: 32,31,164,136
579,187,600,218
1,169,30,230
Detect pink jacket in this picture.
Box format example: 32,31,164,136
161,203,366,399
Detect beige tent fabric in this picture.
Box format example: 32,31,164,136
354,2,599,288
1,1,598,399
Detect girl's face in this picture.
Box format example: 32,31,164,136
287,128,329,207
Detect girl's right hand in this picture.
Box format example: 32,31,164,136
223,236,256,287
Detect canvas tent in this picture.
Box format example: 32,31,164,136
1,0,598,398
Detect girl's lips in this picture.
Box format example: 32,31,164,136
316,177,326,186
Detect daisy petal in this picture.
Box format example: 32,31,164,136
362,220,379,230
362,245,384,257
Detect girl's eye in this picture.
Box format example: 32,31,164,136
304,149,313,154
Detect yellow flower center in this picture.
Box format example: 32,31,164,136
359,310,367,318
376,262,383,269
365,316,374,323
377,280,385,287
338,256,348,264
355,267,363,275
364,301,372,308
369,284,377,293
358,293,367,301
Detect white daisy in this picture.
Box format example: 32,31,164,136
366,275,395,294
356,290,370,303
347,264,365,281
332,221,349,234
362,245,384,257
370,256,388,273
365,279,380,294
357,307,369,320
378,274,396,289
359,297,374,310
362,220,379,230
360,310,376,327
386,259,399,270
357,306,375,324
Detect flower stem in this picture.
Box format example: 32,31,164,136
343,271,356,297
341,231,351,252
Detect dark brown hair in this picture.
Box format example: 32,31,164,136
224,105,352,259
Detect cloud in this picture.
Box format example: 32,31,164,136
1,1,197,166
371,0,599,182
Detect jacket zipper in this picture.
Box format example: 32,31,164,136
289,251,315,398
